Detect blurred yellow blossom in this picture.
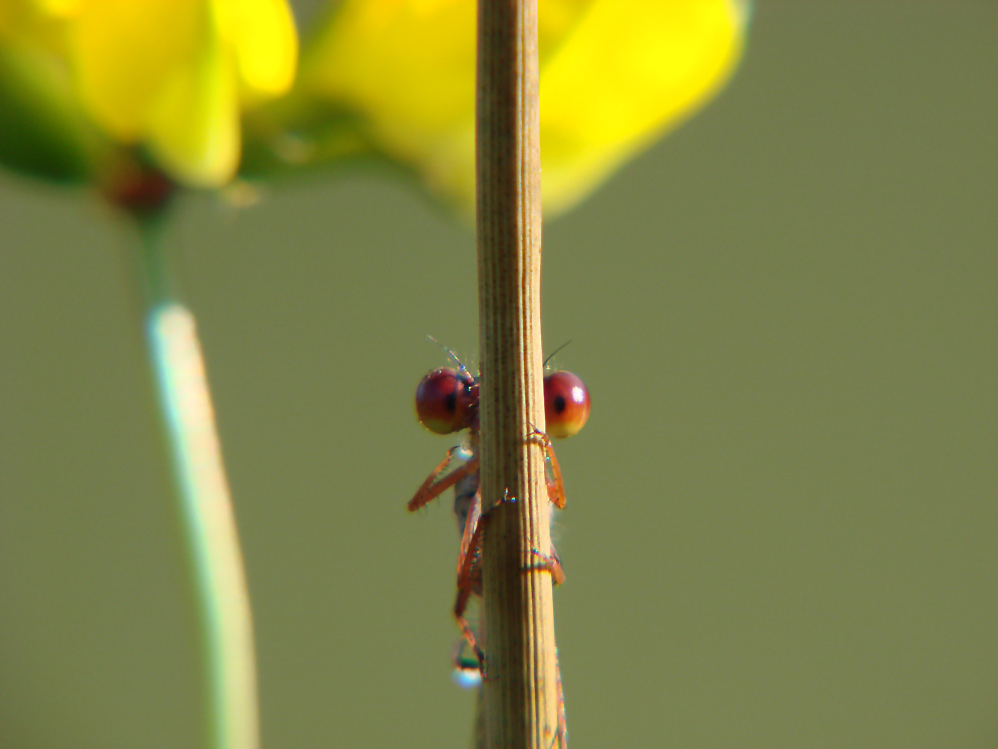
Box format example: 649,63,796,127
0,0,298,187
299,0,749,217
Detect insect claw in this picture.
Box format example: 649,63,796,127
525,426,551,444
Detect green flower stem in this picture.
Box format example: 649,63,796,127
134,217,259,749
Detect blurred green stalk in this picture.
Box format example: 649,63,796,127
134,217,259,749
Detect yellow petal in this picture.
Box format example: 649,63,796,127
304,0,748,216
540,0,748,213
146,35,240,186
214,0,298,103
303,0,477,202
73,0,204,140
1,0,76,56
34,0,82,17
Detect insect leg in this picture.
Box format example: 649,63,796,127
527,430,567,509
408,450,480,511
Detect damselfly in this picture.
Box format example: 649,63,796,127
408,348,589,743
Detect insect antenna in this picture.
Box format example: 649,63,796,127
543,340,573,371
426,335,471,375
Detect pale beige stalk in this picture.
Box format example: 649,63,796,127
475,1,563,747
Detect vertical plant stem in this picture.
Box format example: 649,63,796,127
472,682,487,748
134,216,259,749
476,1,562,747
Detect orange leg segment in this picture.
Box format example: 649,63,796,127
453,491,491,672
528,430,567,509
408,448,480,512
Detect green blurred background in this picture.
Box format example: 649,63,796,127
2,3,996,747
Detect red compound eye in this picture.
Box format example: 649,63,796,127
544,371,590,438
415,368,478,434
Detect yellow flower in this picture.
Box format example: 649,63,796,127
300,0,749,217
0,0,298,187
